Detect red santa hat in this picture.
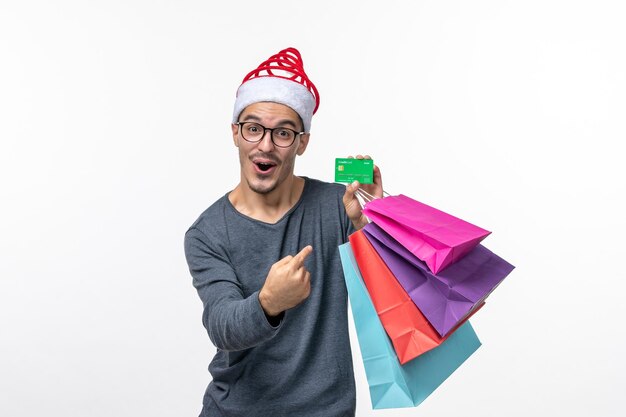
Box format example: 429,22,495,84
232,47,320,133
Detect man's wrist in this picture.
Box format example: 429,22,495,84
351,214,369,231
258,289,282,317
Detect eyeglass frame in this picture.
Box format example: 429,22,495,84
235,121,305,148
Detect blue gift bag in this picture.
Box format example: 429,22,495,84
339,242,482,409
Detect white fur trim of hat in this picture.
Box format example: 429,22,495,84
232,77,316,133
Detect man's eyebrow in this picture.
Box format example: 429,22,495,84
275,119,299,129
241,115,262,123
240,115,300,130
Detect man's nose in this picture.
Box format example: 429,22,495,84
257,129,275,151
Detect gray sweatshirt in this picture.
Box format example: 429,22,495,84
184,177,356,417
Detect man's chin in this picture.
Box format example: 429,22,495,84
247,177,278,195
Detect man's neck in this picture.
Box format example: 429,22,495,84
229,175,305,224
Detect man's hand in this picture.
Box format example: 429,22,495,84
259,246,313,317
342,155,383,230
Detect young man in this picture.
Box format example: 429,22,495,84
184,48,383,417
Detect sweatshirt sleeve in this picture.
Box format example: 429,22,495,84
184,227,282,351
337,185,357,241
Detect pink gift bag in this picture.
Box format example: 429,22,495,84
362,194,491,274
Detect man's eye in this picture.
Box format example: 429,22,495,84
247,126,260,133
276,129,291,138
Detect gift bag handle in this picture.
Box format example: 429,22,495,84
356,187,391,203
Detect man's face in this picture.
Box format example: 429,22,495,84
231,102,309,195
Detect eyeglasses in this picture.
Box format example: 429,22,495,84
236,122,304,148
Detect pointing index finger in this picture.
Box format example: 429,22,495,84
292,245,313,267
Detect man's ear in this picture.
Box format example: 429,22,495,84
296,133,310,156
231,123,239,147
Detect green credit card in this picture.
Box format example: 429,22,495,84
334,158,374,184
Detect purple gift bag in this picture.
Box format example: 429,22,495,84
363,223,515,337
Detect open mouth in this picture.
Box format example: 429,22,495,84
253,160,277,173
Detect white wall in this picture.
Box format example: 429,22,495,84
1,1,624,416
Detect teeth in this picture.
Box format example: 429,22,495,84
255,162,274,172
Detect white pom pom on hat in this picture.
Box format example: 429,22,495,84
232,48,320,133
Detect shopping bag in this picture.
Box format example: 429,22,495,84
348,230,479,364
363,222,515,337
362,194,491,274
339,242,482,409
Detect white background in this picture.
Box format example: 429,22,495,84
1,1,625,416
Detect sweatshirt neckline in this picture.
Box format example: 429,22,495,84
225,177,310,226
